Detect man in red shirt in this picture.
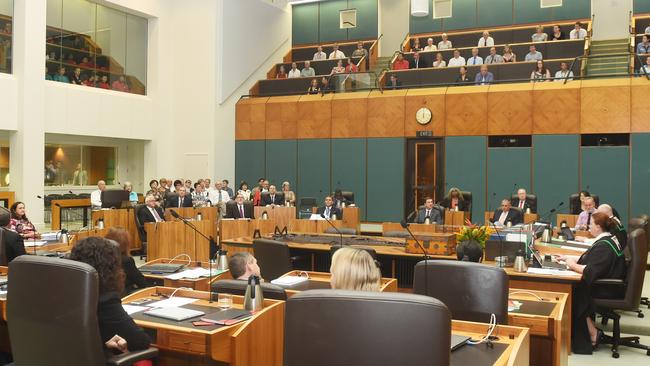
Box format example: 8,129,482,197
344,58,358,73
392,52,409,70
97,75,110,89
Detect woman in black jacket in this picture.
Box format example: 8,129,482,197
105,227,149,294
70,237,151,356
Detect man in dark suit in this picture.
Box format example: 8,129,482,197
226,194,255,219
165,186,193,208
0,207,26,263
261,185,283,206
491,199,523,226
138,195,165,224
416,197,442,224
410,52,428,69
316,196,343,220
513,188,534,213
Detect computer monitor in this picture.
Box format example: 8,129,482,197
101,190,130,209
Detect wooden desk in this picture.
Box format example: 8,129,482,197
289,219,343,234
51,198,91,230
508,289,569,366
25,241,72,256
123,287,284,366
556,214,578,229
220,219,278,242
0,191,15,209
382,222,437,234
141,258,232,291
72,227,109,243
484,211,539,226
451,320,529,366
342,206,360,230
254,206,295,229
276,270,398,297
164,207,218,223
145,220,215,262
445,210,469,227
91,209,142,251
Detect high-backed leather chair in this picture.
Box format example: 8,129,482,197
253,239,293,281
594,229,650,358
7,256,158,365
413,260,509,324
284,290,451,366
461,191,473,218
134,204,147,260
211,279,287,300
0,229,6,266
298,197,317,219
630,217,650,309
325,227,357,235
569,193,600,214
331,191,354,203
510,193,538,213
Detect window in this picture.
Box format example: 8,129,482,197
44,144,117,186
45,0,148,94
0,0,12,74
540,0,562,8
433,0,452,19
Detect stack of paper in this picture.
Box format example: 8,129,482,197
122,304,149,315
165,268,226,280
271,276,309,286
146,297,198,308
24,240,47,247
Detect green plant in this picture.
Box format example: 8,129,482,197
455,224,493,249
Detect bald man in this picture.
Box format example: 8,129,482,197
90,180,107,209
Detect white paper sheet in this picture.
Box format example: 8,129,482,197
146,297,198,308
526,268,580,277
122,304,149,315
23,240,48,247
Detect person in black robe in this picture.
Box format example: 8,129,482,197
554,212,627,354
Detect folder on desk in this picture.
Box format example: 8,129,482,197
145,307,205,321
201,309,252,326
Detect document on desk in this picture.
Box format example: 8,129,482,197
122,304,149,315
271,275,309,286
147,297,198,308
165,268,226,280
527,268,580,277
23,240,48,247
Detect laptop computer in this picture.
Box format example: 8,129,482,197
532,251,566,270
144,307,205,322
451,334,471,351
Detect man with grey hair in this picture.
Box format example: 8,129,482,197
138,194,164,225
90,180,106,209
228,252,261,280
166,186,192,208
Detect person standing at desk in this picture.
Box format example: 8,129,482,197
91,180,107,210
553,213,626,354
228,252,261,280
317,196,342,220
416,197,442,224
439,187,468,212
70,237,152,363
330,247,381,291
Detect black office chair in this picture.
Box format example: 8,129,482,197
253,239,294,280
7,256,158,365
325,227,357,235
413,260,509,324
594,229,650,358
298,197,317,219
461,191,473,216
211,279,287,301
331,191,354,203
569,193,600,215
284,290,451,366
134,204,147,260
629,217,650,310
0,229,6,266
510,193,538,213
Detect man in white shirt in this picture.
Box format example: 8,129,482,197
447,49,466,67
90,180,106,209
525,45,543,61
287,62,301,78
313,46,326,61
329,43,345,59
438,33,452,50
478,31,494,47
424,37,437,52
554,62,574,82
569,22,587,40
641,56,650,75
466,48,483,66
484,47,504,64
208,180,230,216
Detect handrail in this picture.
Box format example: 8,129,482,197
400,32,410,52
565,52,649,84
369,33,383,53
629,11,634,35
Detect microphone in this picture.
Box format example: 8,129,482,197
401,220,429,296
170,209,217,303
321,213,343,247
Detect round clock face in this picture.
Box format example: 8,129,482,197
416,107,432,125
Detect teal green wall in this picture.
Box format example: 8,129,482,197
533,135,579,221
635,0,650,14
235,140,265,188
265,140,297,191
410,0,590,34
445,136,486,222
332,138,367,219
487,147,531,213
292,0,378,45
297,139,331,202
631,134,650,218
367,138,404,222
581,146,630,225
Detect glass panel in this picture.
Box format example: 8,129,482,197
96,5,125,89
0,0,13,74
329,72,377,93
125,14,147,94
44,144,116,186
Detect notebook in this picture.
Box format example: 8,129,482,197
201,309,252,326
144,307,205,321
451,334,471,351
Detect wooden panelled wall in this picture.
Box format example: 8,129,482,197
236,78,650,140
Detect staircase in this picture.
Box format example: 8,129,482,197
371,56,394,74
585,39,631,76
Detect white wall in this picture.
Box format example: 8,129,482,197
591,0,633,40
378,0,409,57
0,74,17,131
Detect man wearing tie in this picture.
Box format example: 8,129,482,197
466,48,483,66
416,197,442,224
410,52,428,69
575,196,596,230
261,185,283,206
491,199,523,226
226,194,254,219
513,188,533,213
209,181,231,216
317,196,343,220
138,195,165,224
165,186,193,208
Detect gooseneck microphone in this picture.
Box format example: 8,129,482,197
321,213,343,247
400,220,429,297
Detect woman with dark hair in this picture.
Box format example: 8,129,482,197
530,60,551,82
105,227,148,294
238,181,252,201
70,237,152,363
9,201,39,239
439,187,468,211
554,212,627,354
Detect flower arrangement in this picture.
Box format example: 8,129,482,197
455,222,493,248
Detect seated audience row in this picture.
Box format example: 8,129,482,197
46,65,130,92
313,42,358,60
278,58,358,79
